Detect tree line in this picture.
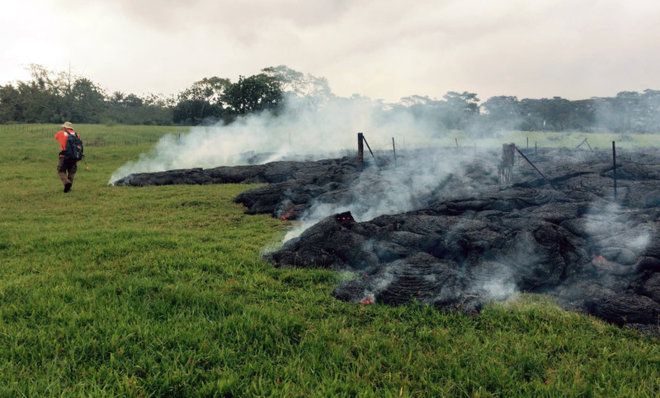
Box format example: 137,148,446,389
0,65,283,126
1,64,658,133
395,90,660,133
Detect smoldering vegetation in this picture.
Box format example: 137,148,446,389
115,146,659,330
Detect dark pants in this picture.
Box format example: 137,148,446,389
57,157,77,185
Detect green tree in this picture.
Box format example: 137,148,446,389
173,77,231,124
70,78,106,123
480,96,521,131
104,91,173,125
262,65,331,99
181,77,231,104
13,65,65,122
439,91,480,130
0,85,21,122
222,74,283,115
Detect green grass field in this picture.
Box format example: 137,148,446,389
0,124,658,397
400,130,660,151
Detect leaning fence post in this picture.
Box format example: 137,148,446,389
391,137,397,167
362,135,375,160
357,132,364,166
612,141,617,200
514,145,547,180
455,137,459,149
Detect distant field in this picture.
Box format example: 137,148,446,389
473,130,659,149
0,124,657,396
1,123,190,147
396,130,660,152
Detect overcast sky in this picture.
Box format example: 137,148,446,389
1,0,659,101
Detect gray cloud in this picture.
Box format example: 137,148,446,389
1,0,659,101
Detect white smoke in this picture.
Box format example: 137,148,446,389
109,79,501,243
585,201,654,264
477,275,518,301
464,230,537,303
109,93,445,184
284,148,498,240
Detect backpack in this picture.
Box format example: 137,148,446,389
63,131,84,161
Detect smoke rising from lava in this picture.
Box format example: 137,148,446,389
283,150,498,240
109,93,445,184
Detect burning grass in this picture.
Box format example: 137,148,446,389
0,124,657,396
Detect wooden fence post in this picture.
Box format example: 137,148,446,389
612,141,617,199
357,132,364,165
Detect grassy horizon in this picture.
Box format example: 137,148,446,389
0,124,657,396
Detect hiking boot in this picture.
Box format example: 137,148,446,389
64,183,72,193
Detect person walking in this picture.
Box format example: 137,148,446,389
54,121,84,193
